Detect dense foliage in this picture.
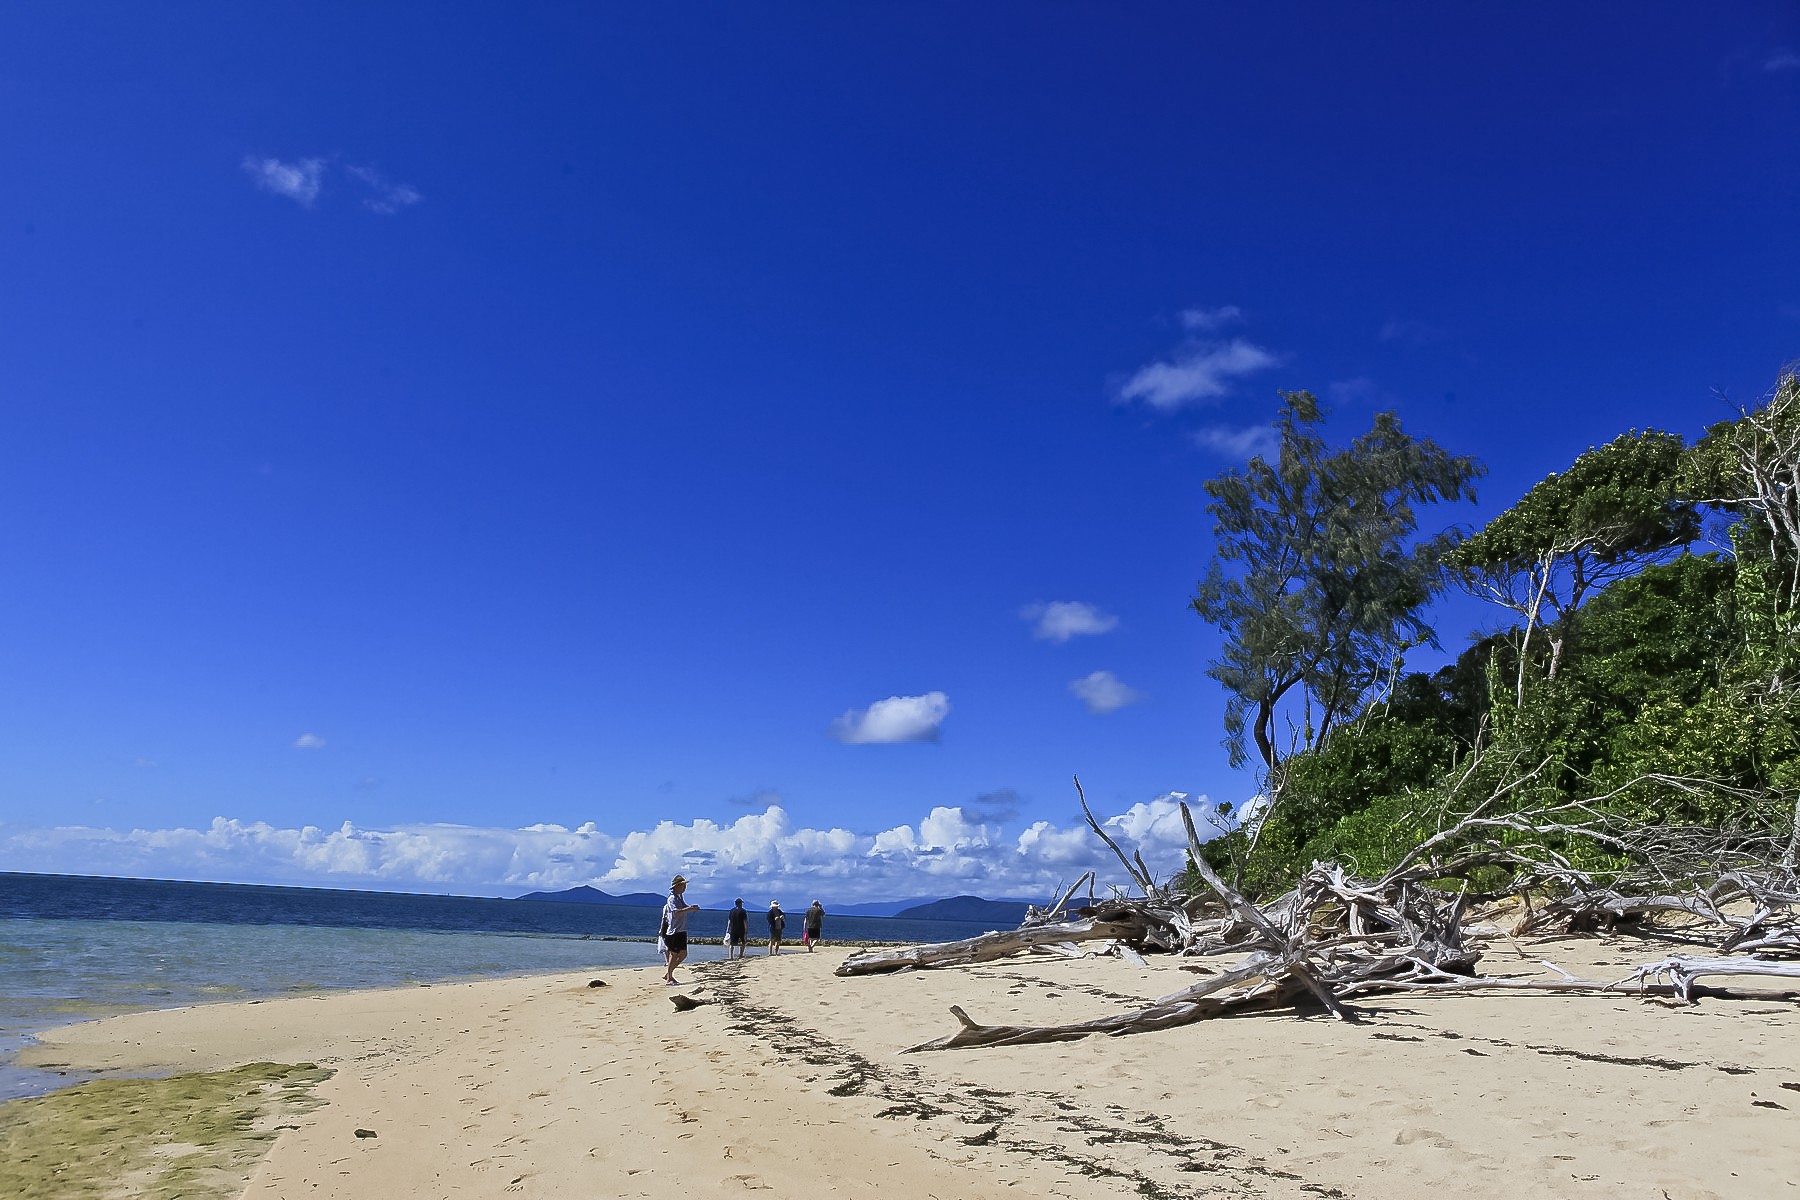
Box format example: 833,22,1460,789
1193,374,1800,897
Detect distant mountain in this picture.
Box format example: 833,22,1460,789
895,895,1035,924
513,885,665,907
513,887,1040,923
830,897,947,918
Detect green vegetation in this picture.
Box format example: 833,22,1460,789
1194,373,1800,897
0,1062,330,1200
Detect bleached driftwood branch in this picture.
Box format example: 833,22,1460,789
835,916,1149,976
884,774,1800,1050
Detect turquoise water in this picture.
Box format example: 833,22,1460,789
0,916,710,1101
0,872,1003,1102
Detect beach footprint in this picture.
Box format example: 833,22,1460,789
723,1173,773,1190
1393,1127,1456,1149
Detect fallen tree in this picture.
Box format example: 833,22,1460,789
835,783,1800,1051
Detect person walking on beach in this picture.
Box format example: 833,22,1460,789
725,898,749,960
766,900,786,955
802,900,825,951
659,875,701,984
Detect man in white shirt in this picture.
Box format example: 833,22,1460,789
660,875,701,984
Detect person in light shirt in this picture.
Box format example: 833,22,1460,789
659,875,701,984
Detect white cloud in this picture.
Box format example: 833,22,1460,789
829,691,950,744
1764,48,1800,72
1179,305,1243,333
1192,423,1279,461
0,817,620,893
346,165,423,215
1021,600,1118,643
293,733,326,750
919,805,997,849
0,793,1248,904
1119,338,1279,410
1068,670,1144,715
242,156,326,206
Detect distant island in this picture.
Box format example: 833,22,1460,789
893,895,1034,924
513,884,664,907
513,886,1036,924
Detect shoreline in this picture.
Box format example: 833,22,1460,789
5,937,1798,1198
0,925,921,1106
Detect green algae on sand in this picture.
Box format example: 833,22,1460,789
0,1061,331,1200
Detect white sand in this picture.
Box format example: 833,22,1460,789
19,935,1800,1198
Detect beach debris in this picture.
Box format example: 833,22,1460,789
835,916,1147,976
1617,954,1800,1002
587,979,608,988
353,1128,378,1138
851,789,1800,1052
670,993,707,1012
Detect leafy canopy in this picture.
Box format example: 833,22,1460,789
1193,391,1483,771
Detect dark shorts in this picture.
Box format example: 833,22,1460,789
664,932,688,953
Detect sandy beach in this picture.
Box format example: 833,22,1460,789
7,936,1799,1199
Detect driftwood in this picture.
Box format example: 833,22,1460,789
836,916,1149,976
1075,775,1155,895
1620,954,1800,1002
882,789,1800,1051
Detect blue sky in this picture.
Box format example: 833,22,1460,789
2,5,1796,902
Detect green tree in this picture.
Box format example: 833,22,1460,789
1193,391,1483,773
1452,430,1700,703
1685,370,1800,620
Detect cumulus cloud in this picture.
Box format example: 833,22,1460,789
242,156,325,206
1179,305,1244,333
293,733,326,750
0,794,1245,903
1021,600,1118,643
829,691,950,744
1068,670,1144,715
1119,338,1280,410
1192,423,1280,461
346,164,423,214
0,816,622,894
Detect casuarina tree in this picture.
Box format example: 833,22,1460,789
1193,391,1483,776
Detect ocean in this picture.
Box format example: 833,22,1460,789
0,872,1004,1102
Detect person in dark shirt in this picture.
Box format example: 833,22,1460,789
802,900,825,951
725,898,749,959
766,900,786,955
